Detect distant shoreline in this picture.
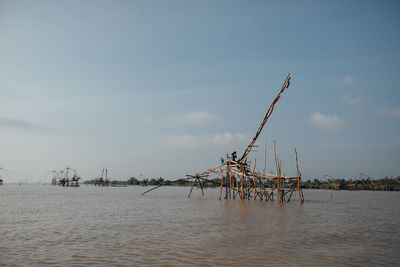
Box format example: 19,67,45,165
84,176,400,191
3,176,399,192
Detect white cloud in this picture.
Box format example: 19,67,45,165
210,133,249,146
379,108,400,118
342,92,366,104
160,134,202,148
160,133,249,148
310,112,346,133
343,75,354,85
170,111,217,125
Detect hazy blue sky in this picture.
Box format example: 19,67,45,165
1,0,399,182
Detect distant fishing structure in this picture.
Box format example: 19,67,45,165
94,168,110,186
138,174,148,186
0,167,12,185
50,166,81,187
143,74,305,204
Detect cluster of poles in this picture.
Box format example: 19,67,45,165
184,141,304,204
50,167,81,187
142,142,304,204
50,167,111,187
94,168,110,186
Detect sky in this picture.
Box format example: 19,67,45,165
1,0,399,182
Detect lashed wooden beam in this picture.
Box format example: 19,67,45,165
239,74,291,163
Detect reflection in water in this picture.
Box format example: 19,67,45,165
0,186,399,265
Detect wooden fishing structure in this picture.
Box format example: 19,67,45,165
94,168,110,186
140,179,149,187
143,74,304,203
0,167,11,186
50,166,81,187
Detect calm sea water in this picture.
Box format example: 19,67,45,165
1,185,399,266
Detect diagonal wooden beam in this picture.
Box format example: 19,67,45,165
239,74,291,163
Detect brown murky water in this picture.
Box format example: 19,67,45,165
1,185,399,266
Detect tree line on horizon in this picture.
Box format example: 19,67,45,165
302,176,400,191
84,176,400,191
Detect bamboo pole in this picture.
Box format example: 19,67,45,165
225,167,229,199
219,167,224,200
286,182,296,202
235,173,239,199
295,148,304,204
253,159,257,200
198,178,205,196
273,140,281,203
241,167,245,200
239,74,291,163
230,173,233,199
188,181,195,198
141,184,163,195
